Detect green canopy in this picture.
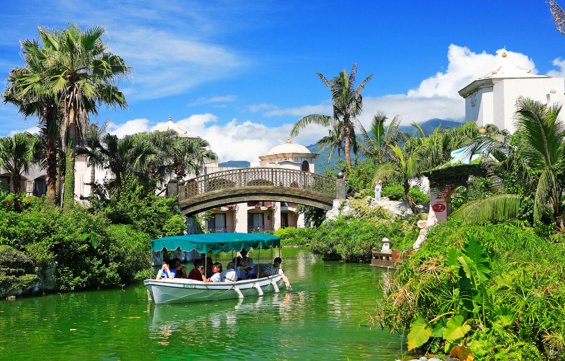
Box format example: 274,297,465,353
151,233,281,254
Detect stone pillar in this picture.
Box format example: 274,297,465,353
273,202,281,231
167,179,179,200
235,202,248,233
336,171,346,200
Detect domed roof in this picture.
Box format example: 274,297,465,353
267,139,311,155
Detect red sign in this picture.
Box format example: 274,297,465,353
432,203,446,212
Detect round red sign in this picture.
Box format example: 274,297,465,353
432,203,446,212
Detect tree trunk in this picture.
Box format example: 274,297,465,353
12,173,22,213
90,162,95,197
46,137,57,203
404,181,419,215
63,108,76,209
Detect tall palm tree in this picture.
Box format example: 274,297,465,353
515,97,565,228
0,133,41,212
19,24,131,208
358,112,403,165
291,64,373,168
3,56,61,204
372,145,420,214
82,120,109,196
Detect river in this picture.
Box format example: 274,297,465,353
0,248,412,360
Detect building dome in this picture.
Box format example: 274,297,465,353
267,139,311,155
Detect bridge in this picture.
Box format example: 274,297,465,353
166,167,346,216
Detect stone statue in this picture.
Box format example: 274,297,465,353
374,180,382,202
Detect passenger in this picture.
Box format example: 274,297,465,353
156,260,174,280
238,250,255,279
187,259,205,281
221,262,237,282
206,262,222,282
172,258,187,278
205,256,213,278
232,257,242,279
261,257,291,289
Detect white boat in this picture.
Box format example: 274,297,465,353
144,233,288,304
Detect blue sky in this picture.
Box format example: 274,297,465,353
1,0,565,162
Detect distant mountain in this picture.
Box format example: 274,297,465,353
399,118,464,137
219,160,250,168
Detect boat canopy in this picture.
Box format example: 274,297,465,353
151,232,281,254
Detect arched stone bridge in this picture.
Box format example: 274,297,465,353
167,167,346,216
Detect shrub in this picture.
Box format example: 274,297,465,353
373,219,565,360
0,245,39,297
382,184,404,200
273,227,315,246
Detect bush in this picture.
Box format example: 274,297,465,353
0,198,152,291
0,245,39,297
382,185,404,200
373,219,565,360
273,227,316,246
408,187,429,205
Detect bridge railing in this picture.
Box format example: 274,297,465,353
183,167,336,199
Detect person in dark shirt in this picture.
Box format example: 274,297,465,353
187,259,205,281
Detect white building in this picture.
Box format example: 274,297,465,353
204,139,319,233
458,52,565,133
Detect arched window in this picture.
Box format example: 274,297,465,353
301,160,309,172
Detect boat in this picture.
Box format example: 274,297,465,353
144,232,288,304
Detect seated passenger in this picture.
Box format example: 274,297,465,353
262,257,291,289
156,260,174,280
172,258,187,278
221,262,237,282
238,250,255,280
205,256,213,278
206,262,222,282
187,259,205,281
232,257,242,279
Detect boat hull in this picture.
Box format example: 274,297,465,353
144,275,285,304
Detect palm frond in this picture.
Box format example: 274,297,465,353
451,194,522,224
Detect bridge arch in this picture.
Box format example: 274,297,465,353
168,167,345,216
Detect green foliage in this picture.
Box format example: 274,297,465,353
0,198,151,291
89,176,183,239
0,245,39,297
273,227,316,246
374,219,565,359
382,184,404,200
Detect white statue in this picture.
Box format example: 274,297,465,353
381,237,391,254
374,180,382,202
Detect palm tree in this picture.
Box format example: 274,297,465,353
372,145,420,214
19,24,131,208
515,97,565,228
358,112,403,165
291,64,373,168
82,120,109,197
0,133,41,212
3,56,61,204
170,137,218,179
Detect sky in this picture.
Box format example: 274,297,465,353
1,0,565,162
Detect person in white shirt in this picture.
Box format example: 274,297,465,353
221,262,237,282
156,261,174,280
206,263,222,282
261,257,291,289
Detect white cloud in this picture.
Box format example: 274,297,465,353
108,119,150,137
548,58,565,79
260,45,542,129
8,126,40,137
249,104,278,112
187,95,237,107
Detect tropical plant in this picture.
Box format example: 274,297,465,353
291,64,373,168
372,145,420,214
169,136,218,179
17,24,131,208
358,112,404,165
0,133,42,212
514,98,565,229
83,120,109,196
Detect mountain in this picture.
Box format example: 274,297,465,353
399,118,464,137
219,160,250,168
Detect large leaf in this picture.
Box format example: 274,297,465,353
407,314,432,350
451,194,521,224
443,315,471,342
449,345,475,361
462,236,491,283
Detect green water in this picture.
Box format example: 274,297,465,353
0,248,408,360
